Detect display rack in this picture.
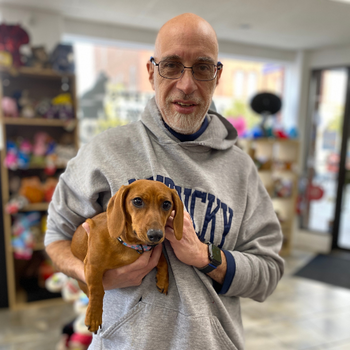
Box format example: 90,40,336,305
239,138,299,256
0,66,79,309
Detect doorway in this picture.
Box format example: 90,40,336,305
301,67,350,251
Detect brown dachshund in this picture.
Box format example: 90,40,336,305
71,179,184,333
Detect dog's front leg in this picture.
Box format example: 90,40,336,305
156,252,169,295
84,263,105,333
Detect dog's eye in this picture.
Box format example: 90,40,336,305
162,201,172,211
132,197,144,208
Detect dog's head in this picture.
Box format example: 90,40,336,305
107,180,183,245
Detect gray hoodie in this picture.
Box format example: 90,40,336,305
45,97,284,350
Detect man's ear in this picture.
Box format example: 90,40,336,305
215,65,223,87
147,61,155,91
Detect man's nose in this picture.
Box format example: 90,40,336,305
176,68,197,95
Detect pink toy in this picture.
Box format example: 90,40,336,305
227,116,247,137
2,97,18,117
4,140,18,170
33,132,50,156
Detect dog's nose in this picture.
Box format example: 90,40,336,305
147,229,163,243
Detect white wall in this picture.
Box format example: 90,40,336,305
309,45,350,68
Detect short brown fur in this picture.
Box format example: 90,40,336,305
71,179,184,333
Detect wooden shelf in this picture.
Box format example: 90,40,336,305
20,203,49,212
0,66,74,79
2,117,77,127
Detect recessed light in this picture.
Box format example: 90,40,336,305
239,23,251,30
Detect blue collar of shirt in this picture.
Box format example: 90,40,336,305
163,116,209,142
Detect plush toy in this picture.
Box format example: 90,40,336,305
11,212,41,260
50,44,75,73
0,24,30,67
27,46,51,69
4,140,19,170
19,176,45,203
1,97,18,117
36,98,55,119
52,93,74,120
5,195,29,214
17,139,32,169
19,90,35,118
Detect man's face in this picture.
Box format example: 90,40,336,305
147,27,222,135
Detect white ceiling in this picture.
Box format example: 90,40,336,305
1,0,350,51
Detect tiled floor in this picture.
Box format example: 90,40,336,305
1,250,350,350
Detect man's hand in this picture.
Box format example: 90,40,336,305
102,244,163,290
165,211,209,268
82,222,163,290
165,211,227,285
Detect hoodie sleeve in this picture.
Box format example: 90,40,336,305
217,157,285,302
44,142,112,246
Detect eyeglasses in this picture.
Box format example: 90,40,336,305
150,57,223,81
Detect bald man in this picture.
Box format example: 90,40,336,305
46,13,284,350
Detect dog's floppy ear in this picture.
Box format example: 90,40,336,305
171,189,184,241
107,185,129,239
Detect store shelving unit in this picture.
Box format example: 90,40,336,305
239,138,300,256
0,66,79,309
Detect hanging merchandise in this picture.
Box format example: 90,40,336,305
0,24,30,67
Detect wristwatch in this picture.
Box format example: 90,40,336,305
197,242,222,274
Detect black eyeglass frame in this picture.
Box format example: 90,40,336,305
150,56,223,81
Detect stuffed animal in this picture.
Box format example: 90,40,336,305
11,212,41,260
4,140,18,170
52,93,74,120
17,139,32,169
19,90,35,118
2,97,18,117
50,44,75,73
19,176,45,203
0,24,30,67
27,46,51,69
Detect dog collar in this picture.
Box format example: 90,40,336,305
117,237,154,254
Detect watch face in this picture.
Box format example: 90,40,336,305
211,244,222,265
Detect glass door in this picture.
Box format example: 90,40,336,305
301,68,350,253
333,68,350,250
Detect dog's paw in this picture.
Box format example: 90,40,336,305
156,280,168,295
85,307,103,334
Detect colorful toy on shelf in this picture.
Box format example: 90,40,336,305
4,140,18,170
227,116,247,137
31,132,50,167
17,139,32,169
0,24,30,67
5,195,29,214
1,97,18,117
36,98,55,119
19,176,45,203
0,50,12,67
11,212,41,260
27,46,51,69
19,90,35,118
50,44,75,73
52,93,74,120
